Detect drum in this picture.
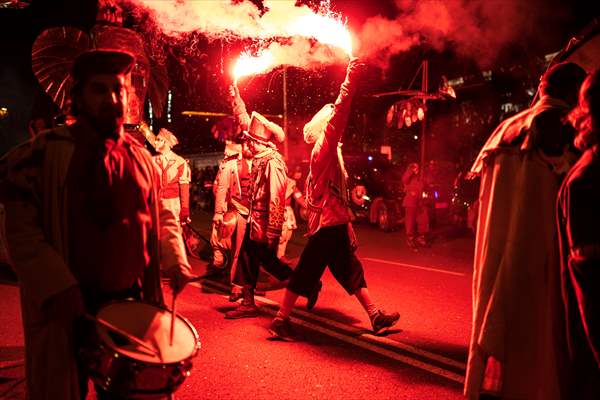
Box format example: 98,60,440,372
81,300,200,398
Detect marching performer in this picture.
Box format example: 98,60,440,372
153,128,191,227
277,176,306,260
212,134,254,301
268,58,400,341
224,85,294,319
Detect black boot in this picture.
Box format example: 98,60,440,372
225,286,259,319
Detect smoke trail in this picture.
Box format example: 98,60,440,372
357,0,568,68
124,0,263,40
356,15,420,68
125,0,346,43
262,39,347,71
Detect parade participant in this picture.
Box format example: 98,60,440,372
277,176,306,260
401,162,429,250
557,69,600,399
212,135,254,301
224,85,294,319
210,142,242,270
153,128,191,226
465,62,586,400
0,50,192,399
268,58,400,341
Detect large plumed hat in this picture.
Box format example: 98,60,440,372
303,103,334,144
157,128,179,147
71,49,134,84
243,111,285,144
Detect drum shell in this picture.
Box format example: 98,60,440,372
80,301,200,398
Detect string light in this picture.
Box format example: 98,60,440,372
148,101,153,132
167,90,172,123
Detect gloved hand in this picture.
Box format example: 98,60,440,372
335,57,368,109
213,212,224,226
343,57,368,89
229,84,250,129
229,84,240,100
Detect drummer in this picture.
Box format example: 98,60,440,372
0,50,193,399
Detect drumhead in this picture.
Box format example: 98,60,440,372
96,301,198,364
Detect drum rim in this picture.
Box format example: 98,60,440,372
95,299,201,364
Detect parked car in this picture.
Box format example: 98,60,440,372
345,154,405,231
422,160,457,226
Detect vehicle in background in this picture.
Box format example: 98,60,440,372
345,154,405,231
422,160,457,227
349,157,461,232
290,155,461,233
288,154,405,231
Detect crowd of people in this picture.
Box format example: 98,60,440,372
0,42,598,399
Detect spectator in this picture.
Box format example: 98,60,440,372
557,69,600,399
402,162,430,250
465,62,586,400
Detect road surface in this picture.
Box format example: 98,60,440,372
0,210,475,399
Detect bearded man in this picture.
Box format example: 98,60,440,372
0,50,192,399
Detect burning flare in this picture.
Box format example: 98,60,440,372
288,14,353,57
233,50,275,83
130,0,353,75
231,12,353,82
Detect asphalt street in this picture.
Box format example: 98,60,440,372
0,210,475,399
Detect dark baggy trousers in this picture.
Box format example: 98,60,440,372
288,224,367,298
234,228,293,288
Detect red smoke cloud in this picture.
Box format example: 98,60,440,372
357,0,567,68
125,0,568,73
